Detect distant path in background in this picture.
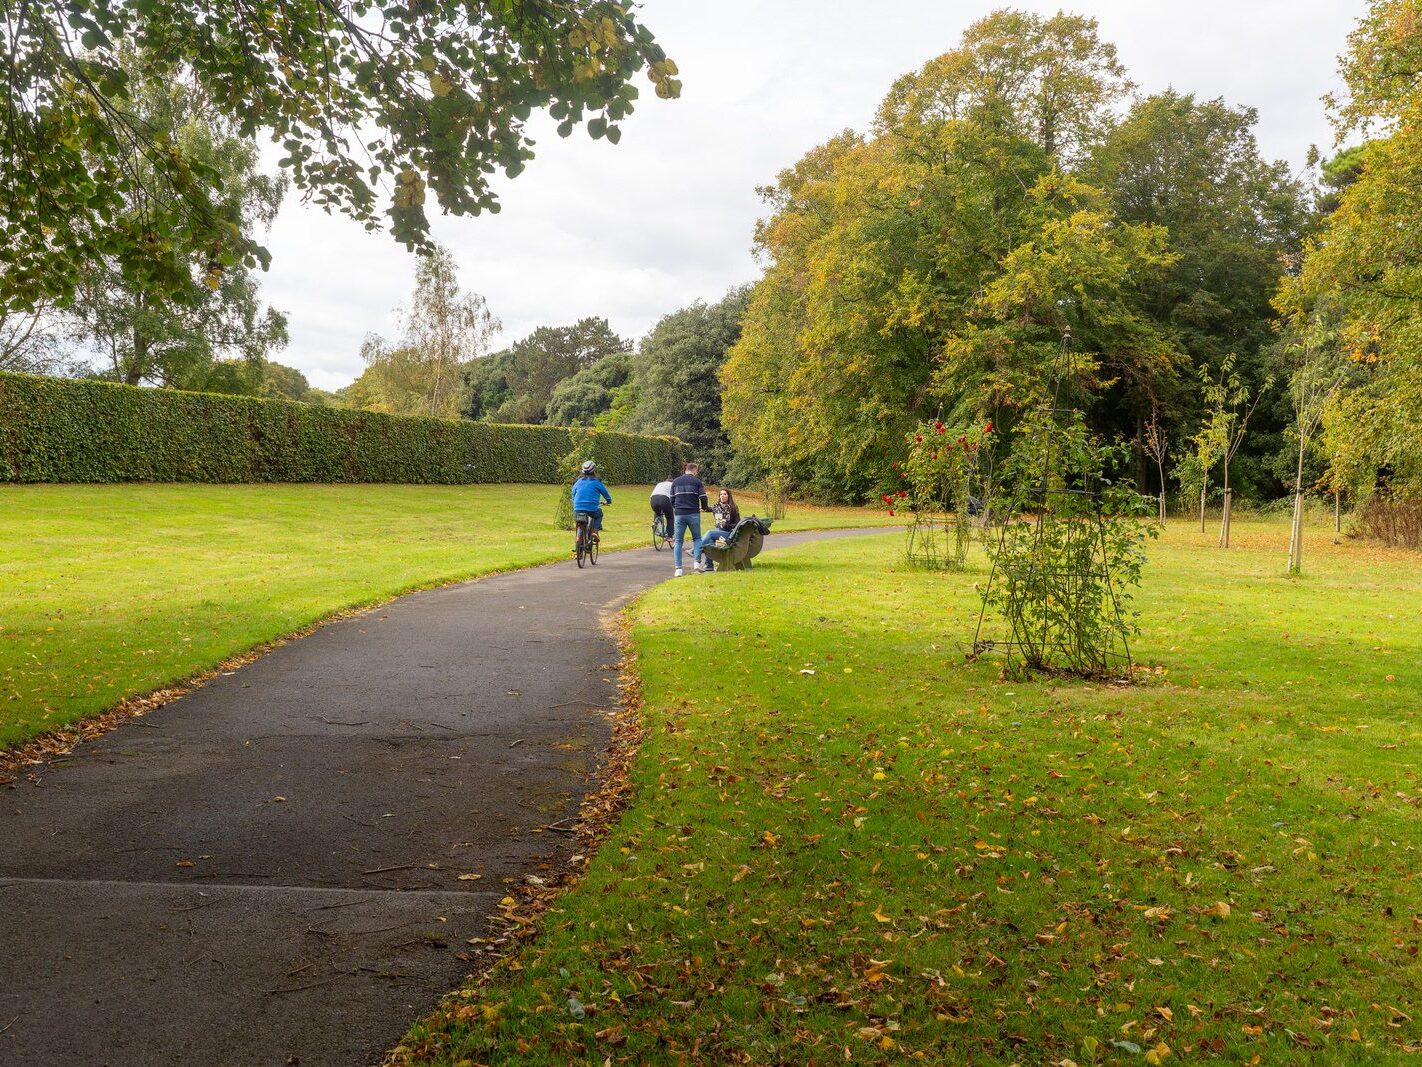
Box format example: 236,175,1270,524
0,527,887,1067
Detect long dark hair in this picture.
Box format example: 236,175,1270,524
718,488,740,525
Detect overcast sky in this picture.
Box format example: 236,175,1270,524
259,1,1363,391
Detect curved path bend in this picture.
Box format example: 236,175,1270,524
0,527,883,1067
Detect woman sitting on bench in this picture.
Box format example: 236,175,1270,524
698,488,740,570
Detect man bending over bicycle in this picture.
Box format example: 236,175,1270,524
571,459,612,541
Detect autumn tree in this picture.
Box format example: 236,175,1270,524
1,1,678,312
358,245,498,417
1277,0,1422,517
935,175,1182,424
724,10,1144,499
1280,316,1352,573
875,9,1130,161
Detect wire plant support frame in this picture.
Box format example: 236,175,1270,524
969,328,1139,681
895,411,996,571
905,511,970,570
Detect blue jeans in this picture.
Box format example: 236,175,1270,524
673,513,702,570
576,508,603,533
699,527,731,566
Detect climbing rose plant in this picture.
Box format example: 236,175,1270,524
882,419,992,517
883,419,994,570
977,408,1157,678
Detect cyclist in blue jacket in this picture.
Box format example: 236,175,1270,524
570,460,612,540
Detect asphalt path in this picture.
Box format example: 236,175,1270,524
0,526,887,1067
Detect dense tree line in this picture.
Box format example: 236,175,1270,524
9,0,1418,523
722,9,1312,503
452,287,748,479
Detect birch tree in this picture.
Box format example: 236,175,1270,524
359,245,499,417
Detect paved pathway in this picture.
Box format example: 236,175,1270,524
0,527,883,1066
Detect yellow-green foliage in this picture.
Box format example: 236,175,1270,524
0,372,684,485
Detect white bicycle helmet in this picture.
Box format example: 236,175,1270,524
581,460,596,474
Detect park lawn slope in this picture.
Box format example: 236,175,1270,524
397,521,1422,1065
0,483,892,750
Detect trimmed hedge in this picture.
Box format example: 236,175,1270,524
0,372,687,485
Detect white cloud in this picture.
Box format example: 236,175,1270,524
258,0,1361,389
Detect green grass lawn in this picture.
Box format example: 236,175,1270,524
397,518,1422,1065
0,483,891,750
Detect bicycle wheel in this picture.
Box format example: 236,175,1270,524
652,517,665,550
575,527,586,568
589,534,599,565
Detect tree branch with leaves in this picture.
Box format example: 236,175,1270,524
0,0,679,312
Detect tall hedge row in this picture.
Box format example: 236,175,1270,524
0,372,686,485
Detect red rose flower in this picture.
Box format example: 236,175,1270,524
898,489,906,497
984,421,994,433
935,421,945,433
915,434,923,442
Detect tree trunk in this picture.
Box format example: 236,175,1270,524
127,325,146,386
1288,436,1307,574
1218,465,1232,548
1335,489,1341,533
1155,459,1167,524
1199,485,1206,533
1135,409,1148,493
1288,492,1305,574
125,291,149,386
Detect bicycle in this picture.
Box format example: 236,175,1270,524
651,511,672,551
574,510,602,568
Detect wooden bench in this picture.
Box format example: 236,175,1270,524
699,517,773,572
